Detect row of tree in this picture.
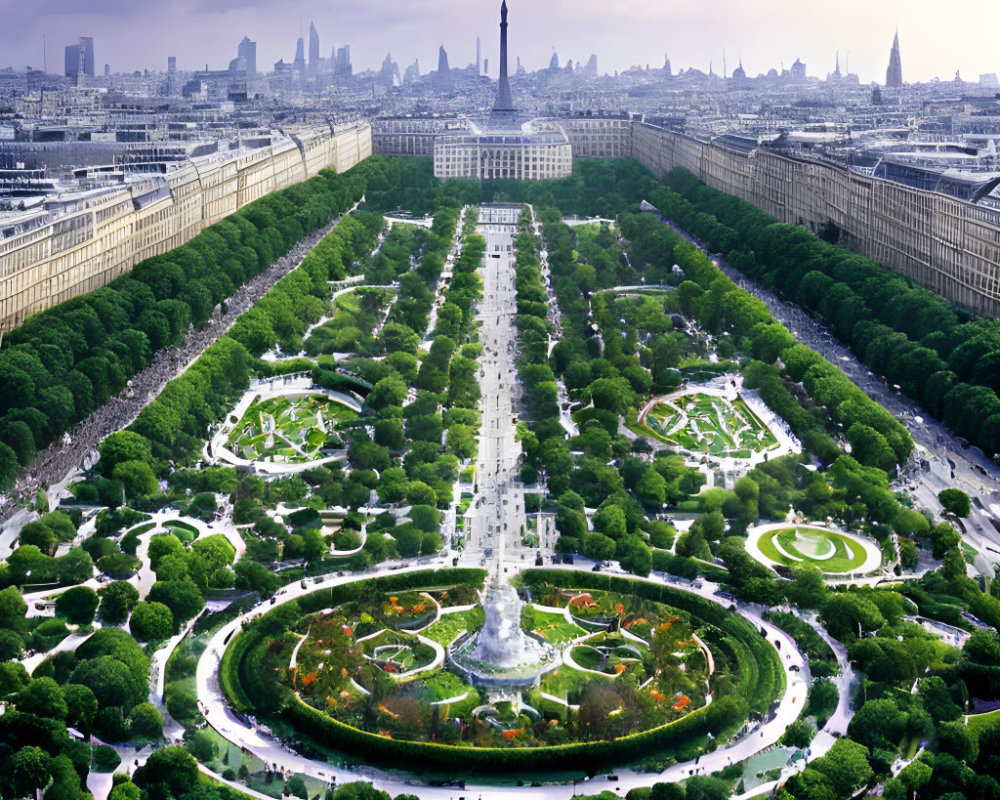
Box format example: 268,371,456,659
0,158,391,490
656,168,1000,459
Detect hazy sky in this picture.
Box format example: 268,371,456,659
1,0,999,85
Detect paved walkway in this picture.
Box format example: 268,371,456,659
0,201,363,526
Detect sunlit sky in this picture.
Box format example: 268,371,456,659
1,0,999,85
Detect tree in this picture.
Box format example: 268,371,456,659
0,586,27,631
939,488,971,518
617,534,653,576
113,460,159,498
0,661,29,696
134,745,199,800
582,532,617,561
56,547,94,583
0,628,25,661
98,581,140,626
635,467,667,506
822,593,885,640
130,601,174,642
812,738,874,796
63,683,98,733
16,676,67,720
589,377,636,415
147,581,204,629
55,586,99,625
939,719,979,762
787,566,828,610
408,505,440,533
130,702,163,740
918,675,962,723
847,698,907,752
98,431,154,478
11,745,51,796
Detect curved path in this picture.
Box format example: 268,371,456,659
0,200,364,529
745,522,883,578
192,560,820,799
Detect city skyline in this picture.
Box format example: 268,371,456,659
2,0,1000,84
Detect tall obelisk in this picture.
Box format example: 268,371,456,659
490,0,516,129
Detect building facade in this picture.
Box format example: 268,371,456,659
0,122,371,334
632,122,1000,317
433,130,572,180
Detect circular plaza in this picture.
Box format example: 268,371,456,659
745,523,883,576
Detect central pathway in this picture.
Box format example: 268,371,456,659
464,206,526,575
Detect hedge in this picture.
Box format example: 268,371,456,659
219,568,781,773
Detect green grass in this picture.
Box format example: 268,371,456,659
967,707,1000,735
637,393,777,457
756,527,871,573
421,607,484,646
525,608,587,645
228,393,357,463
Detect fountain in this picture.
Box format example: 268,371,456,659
450,573,559,687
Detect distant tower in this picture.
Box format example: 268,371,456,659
476,36,482,75
166,56,177,95
65,36,94,85
886,31,902,87
437,45,451,89
490,0,516,128
238,36,257,78
293,36,306,83
308,23,320,74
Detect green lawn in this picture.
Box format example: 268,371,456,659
756,527,871,573
967,707,1000,735
638,393,777,458
421,607,484,646
526,608,587,645
228,393,357,463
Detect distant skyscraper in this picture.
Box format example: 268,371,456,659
308,23,320,74
490,0,516,127
64,36,95,84
238,37,256,78
885,31,902,87
334,46,352,78
293,36,306,83
166,56,177,95
436,46,451,89
476,36,482,75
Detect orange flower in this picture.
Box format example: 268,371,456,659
672,695,691,711
340,690,350,699
659,622,672,631
650,690,666,702
412,602,426,613
614,663,626,674
502,728,524,741
341,667,348,677
615,603,624,615
389,596,398,604
302,671,317,686
343,625,353,636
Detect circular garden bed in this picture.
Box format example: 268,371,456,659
219,569,785,775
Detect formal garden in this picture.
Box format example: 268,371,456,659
219,569,783,774
749,525,881,574
636,391,780,460
224,392,358,464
